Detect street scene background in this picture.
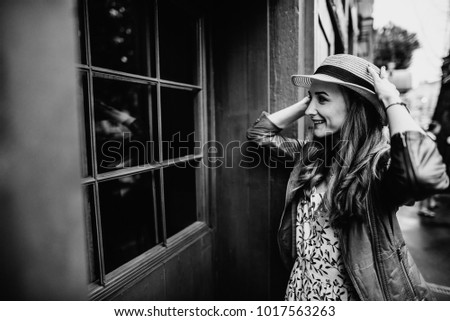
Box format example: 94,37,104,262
374,0,450,299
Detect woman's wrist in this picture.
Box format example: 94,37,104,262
293,100,309,115
385,102,410,114
381,95,402,107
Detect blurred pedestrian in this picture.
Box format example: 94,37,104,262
247,54,449,301
418,121,442,218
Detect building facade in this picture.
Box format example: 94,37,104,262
0,0,373,300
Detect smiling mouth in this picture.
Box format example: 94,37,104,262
311,119,325,125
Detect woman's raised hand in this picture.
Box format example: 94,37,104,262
266,95,311,129
300,95,311,107
367,66,401,106
368,66,424,134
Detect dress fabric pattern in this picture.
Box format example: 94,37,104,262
285,187,357,301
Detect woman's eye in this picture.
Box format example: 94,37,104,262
318,96,327,103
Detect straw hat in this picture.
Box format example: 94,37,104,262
291,54,386,123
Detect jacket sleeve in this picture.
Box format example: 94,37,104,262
246,111,305,165
382,131,449,207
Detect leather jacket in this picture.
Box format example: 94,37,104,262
247,112,449,300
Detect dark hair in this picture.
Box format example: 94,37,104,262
293,87,389,227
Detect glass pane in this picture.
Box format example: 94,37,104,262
161,87,196,160
99,172,157,273
77,0,87,64
83,184,99,283
78,72,92,177
93,78,154,173
88,0,151,75
163,161,198,237
158,0,198,84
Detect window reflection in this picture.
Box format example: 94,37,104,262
99,172,157,273
88,0,149,75
77,0,204,282
161,87,196,160
93,78,153,173
164,161,198,237
158,0,198,84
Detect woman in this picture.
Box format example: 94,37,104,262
247,54,449,301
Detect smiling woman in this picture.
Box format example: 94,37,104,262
305,82,348,137
247,54,449,301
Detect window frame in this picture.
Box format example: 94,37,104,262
77,0,210,299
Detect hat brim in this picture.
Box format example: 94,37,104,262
292,74,386,124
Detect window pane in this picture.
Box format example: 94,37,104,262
161,87,196,160
158,1,198,84
83,184,99,283
88,0,151,75
93,78,154,173
78,72,92,177
99,172,157,273
163,161,198,237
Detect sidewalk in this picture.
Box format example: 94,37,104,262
397,193,450,300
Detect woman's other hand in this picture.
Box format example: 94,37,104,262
367,66,401,106
368,65,424,135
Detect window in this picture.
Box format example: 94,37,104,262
77,0,207,296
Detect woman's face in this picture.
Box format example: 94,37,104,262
305,80,348,138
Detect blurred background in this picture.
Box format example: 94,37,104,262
372,0,450,300
0,0,449,300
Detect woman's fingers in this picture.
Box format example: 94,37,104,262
367,65,401,102
367,65,381,80
368,65,390,81
380,66,389,79
300,95,311,106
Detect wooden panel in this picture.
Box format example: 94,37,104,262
113,267,166,301
165,233,213,300
111,232,213,300
212,0,271,300
268,0,302,299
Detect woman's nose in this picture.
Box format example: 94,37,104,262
305,100,316,116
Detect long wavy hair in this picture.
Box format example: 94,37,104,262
294,86,390,227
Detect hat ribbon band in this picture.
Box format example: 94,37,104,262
314,65,374,92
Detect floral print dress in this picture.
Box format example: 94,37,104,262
285,187,358,301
